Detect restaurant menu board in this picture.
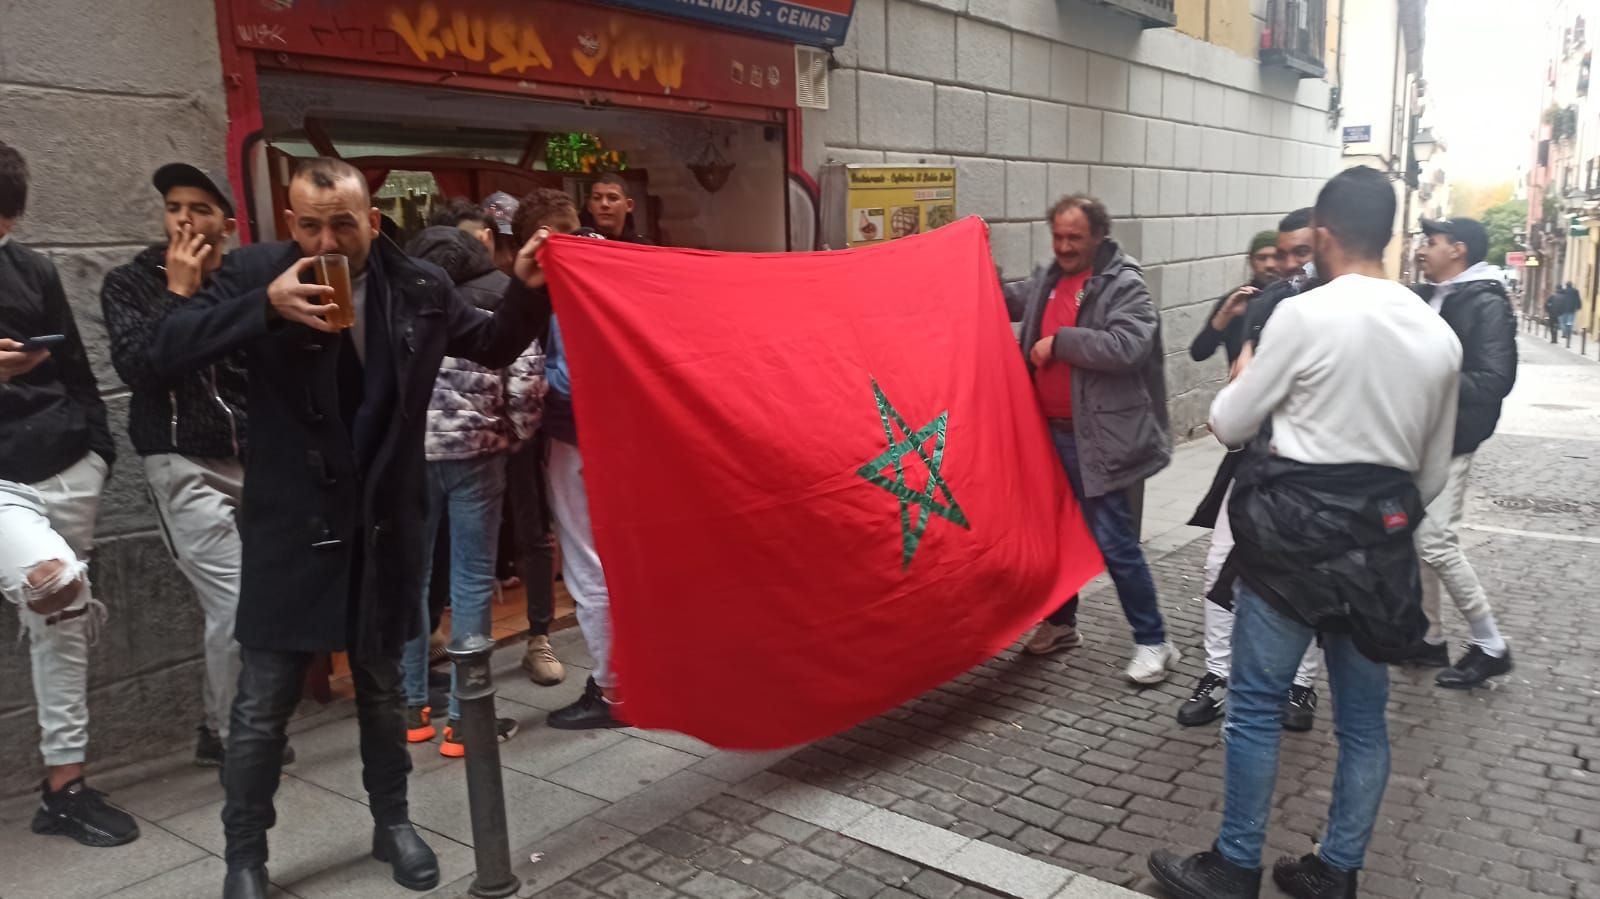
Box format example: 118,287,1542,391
821,165,957,249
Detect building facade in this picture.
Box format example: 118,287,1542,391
1524,0,1599,331
0,0,1390,791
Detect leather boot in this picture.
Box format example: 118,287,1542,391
372,821,440,891
221,865,269,899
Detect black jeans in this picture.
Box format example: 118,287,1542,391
222,647,412,866
505,435,555,636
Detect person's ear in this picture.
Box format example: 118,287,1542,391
280,209,295,238
368,207,383,239
222,217,239,238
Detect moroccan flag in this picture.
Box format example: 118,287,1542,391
540,217,1101,749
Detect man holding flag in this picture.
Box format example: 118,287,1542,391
1006,195,1179,685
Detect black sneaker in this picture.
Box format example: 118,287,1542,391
548,677,628,730
1273,853,1357,898
1436,645,1513,689
1177,673,1229,727
1148,846,1262,898
31,778,140,847
1282,685,1317,732
195,725,225,768
1400,641,1451,668
438,717,520,758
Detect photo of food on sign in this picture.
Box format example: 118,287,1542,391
854,208,884,243
890,206,920,239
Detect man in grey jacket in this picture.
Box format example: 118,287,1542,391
1005,194,1178,684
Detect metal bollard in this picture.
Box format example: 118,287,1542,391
447,634,519,899
1567,327,1574,348
1583,329,1589,355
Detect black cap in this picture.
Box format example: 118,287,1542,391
152,163,236,218
1420,217,1488,265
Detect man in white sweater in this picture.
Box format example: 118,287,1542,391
1149,166,1461,899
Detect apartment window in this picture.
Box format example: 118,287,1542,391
1261,0,1328,79
1582,52,1592,97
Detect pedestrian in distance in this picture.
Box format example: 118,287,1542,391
1149,166,1462,899
1006,194,1180,685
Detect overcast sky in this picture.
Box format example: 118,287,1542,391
1422,0,1554,184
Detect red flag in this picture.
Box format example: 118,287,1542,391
540,218,1101,749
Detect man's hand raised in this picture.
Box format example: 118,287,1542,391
513,228,553,290
268,257,338,332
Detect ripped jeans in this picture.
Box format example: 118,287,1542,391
0,452,108,767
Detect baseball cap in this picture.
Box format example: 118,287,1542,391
1420,217,1488,265
152,163,235,218
481,191,519,236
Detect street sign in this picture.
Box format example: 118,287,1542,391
1507,251,1528,267
1343,125,1372,143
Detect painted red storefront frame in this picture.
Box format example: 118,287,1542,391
211,0,815,244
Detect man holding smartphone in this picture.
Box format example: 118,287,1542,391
0,140,139,848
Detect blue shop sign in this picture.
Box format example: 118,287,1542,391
602,0,855,47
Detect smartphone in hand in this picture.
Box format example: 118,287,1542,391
18,334,67,351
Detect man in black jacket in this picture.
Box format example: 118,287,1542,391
100,163,269,769
140,157,550,899
1412,218,1518,687
0,140,140,850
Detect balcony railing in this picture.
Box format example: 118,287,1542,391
1096,0,1176,28
1261,0,1328,79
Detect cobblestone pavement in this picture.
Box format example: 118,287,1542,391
537,795,1008,899
713,333,1600,899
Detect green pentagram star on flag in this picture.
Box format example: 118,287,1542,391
855,379,971,568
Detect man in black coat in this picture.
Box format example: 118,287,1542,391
141,158,551,899
1412,218,1518,687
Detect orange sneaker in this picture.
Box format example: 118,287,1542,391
438,718,519,758
406,705,436,743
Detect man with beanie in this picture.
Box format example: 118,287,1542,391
1177,212,1324,731
1412,217,1517,687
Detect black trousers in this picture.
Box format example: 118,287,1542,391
505,435,555,636
222,647,411,866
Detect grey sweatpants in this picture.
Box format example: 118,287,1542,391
145,454,245,739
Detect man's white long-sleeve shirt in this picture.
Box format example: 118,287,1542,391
1209,273,1463,505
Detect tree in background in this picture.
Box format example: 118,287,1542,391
1450,181,1515,219
1482,199,1528,266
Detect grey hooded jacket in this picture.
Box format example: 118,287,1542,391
1004,239,1171,497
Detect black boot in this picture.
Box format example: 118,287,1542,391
1436,645,1513,689
372,822,440,891
222,865,269,899
1272,853,1357,898
1148,846,1261,898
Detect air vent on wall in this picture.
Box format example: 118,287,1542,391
795,46,830,110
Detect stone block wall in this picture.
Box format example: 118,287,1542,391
801,0,1343,440
0,0,228,797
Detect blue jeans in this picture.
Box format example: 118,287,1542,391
402,454,507,722
1046,429,1165,645
1218,583,1391,872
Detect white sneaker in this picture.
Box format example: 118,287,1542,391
1126,642,1180,684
